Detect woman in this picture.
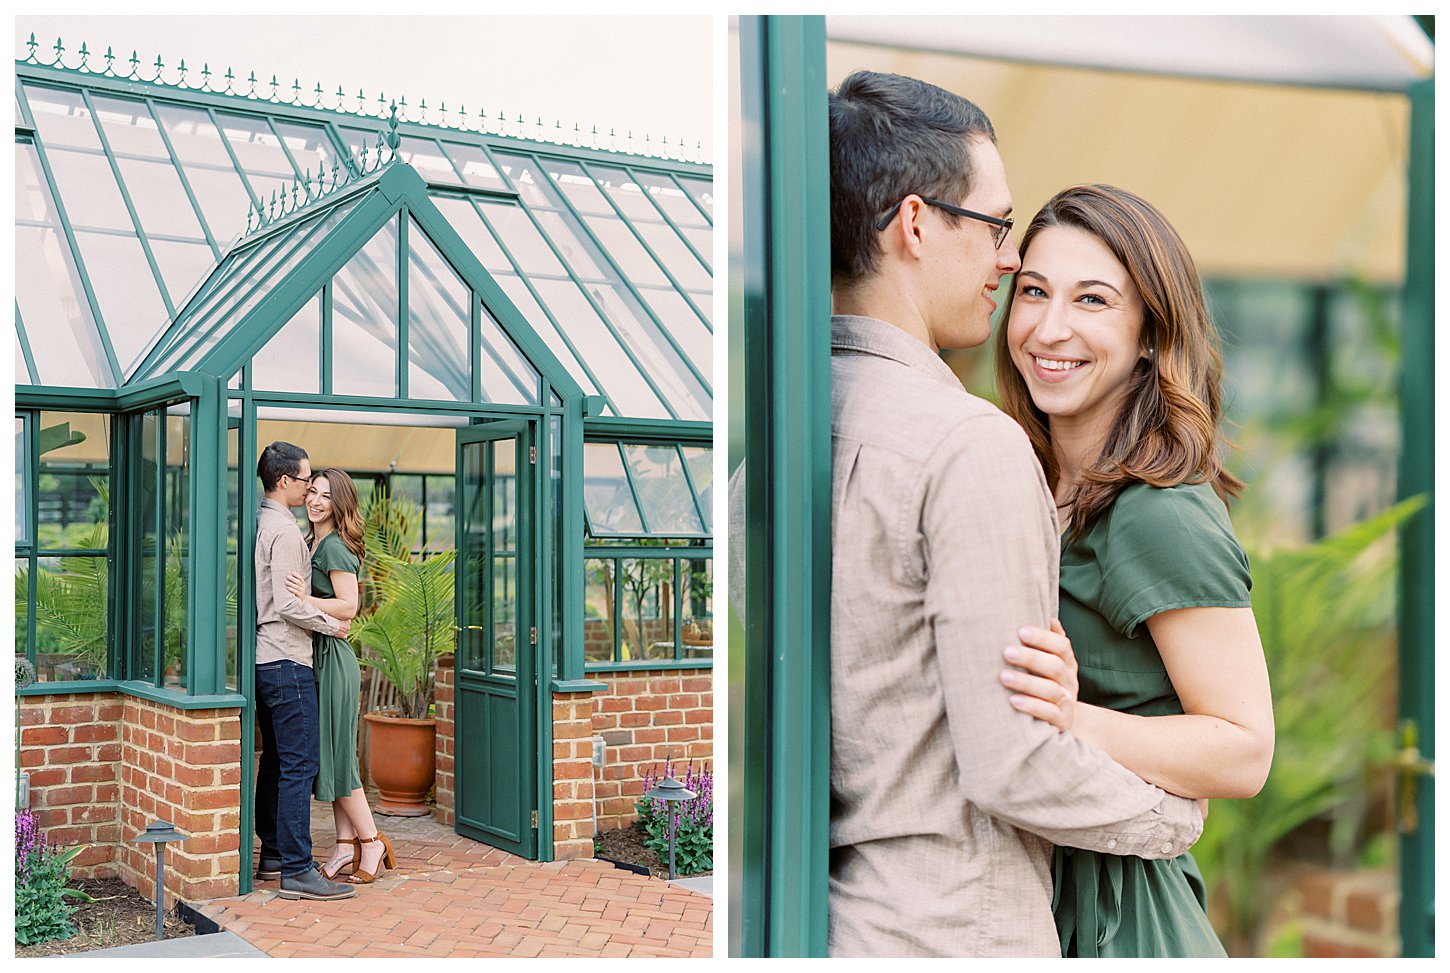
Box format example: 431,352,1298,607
992,185,1274,956
285,468,396,885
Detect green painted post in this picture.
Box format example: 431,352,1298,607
188,377,227,695
236,393,258,896
738,14,832,958
1396,74,1433,961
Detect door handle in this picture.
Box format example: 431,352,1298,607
452,625,486,632
1394,720,1435,833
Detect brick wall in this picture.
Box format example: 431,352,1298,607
552,691,596,861
17,692,243,904
434,655,455,826
17,693,123,877
1299,868,1399,958
591,669,712,833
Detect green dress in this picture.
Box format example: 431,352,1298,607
311,531,363,803
1053,481,1251,957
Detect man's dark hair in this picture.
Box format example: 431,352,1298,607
829,70,997,284
257,442,307,492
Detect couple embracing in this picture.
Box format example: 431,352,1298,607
251,442,396,900
821,72,1275,956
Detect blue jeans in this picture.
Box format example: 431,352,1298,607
254,660,319,878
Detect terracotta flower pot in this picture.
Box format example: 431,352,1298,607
363,712,437,817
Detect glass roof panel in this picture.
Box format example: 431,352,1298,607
147,238,217,308
331,213,400,398
477,302,542,406
582,442,644,535
590,167,659,221
681,445,713,532
590,286,711,420
433,194,510,270
578,215,669,287
406,217,471,402
491,273,600,399
16,326,32,384
214,112,296,194
69,230,167,373
252,290,321,394
15,141,112,388
633,170,710,228
530,278,669,419
638,287,711,375
493,154,551,207
541,158,613,214
397,136,461,183
676,175,714,220
475,200,566,275
272,120,342,184
439,142,506,191
152,102,255,242
631,219,711,290
622,443,705,535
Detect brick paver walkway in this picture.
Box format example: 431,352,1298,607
196,799,712,957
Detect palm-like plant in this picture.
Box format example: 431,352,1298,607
350,490,456,719
1193,495,1425,954
28,520,109,679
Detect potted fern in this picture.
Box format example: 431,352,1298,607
351,491,456,816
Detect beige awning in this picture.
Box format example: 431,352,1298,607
825,16,1429,284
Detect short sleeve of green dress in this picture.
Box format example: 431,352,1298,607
311,532,364,803
1053,482,1252,957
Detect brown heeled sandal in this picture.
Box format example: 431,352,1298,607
349,832,396,884
321,838,361,880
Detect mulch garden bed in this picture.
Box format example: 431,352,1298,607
14,876,196,958
593,825,712,880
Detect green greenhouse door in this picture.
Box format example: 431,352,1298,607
454,420,537,859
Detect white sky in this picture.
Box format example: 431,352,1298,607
14,14,714,159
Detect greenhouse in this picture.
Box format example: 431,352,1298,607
14,38,714,898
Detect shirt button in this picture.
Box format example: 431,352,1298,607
1106,839,1117,850
1161,841,1173,854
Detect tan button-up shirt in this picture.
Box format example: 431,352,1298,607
255,498,340,667
825,315,1202,956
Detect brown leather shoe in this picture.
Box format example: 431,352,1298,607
350,832,397,884
320,838,361,880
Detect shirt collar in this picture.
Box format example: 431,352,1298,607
259,498,295,517
831,315,965,391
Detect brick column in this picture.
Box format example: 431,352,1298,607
434,654,456,826
16,693,124,877
1300,868,1399,958
118,698,242,903
552,690,596,860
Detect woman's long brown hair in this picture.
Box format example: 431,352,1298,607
306,467,367,563
994,184,1242,541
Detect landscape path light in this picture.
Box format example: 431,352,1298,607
134,819,187,941
644,775,697,881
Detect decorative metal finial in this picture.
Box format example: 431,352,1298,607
386,100,400,151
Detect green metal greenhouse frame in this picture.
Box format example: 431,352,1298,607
14,43,714,886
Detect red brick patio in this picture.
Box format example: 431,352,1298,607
194,799,712,957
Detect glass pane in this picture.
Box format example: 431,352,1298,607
636,170,711,227
680,557,713,661
15,143,112,388
397,136,459,182
440,142,505,191
215,112,295,187
493,153,550,207
475,200,565,275
164,410,191,691
227,420,240,691
583,442,643,535
406,219,470,402
633,219,711,290
148,239,217,307
619,558,667,662
459,443,486,671
34,554,109,681
137,412,160,684
681,445,713,532
622,443,705,535
493,551,516,673
639,286,712,376
36,411,110,551
272,120,341,183
478,303,540,406
433,194,510,271
493,274,599,398
15,562,31,661
113,156,207,241
532,208,612,280
584,558,617,663
540,158,612,215
332,215,400,397
252,291,321,393
174,163,253,246
677,175,713,219
591,166,658,221
89,94,167,158
423,474,455,556
23,85,103,149
591,285,711,420
531,279,669,419
70,229,169,370
41,147,133,231
16,417,29,545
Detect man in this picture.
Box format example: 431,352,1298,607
733,70,1206,956
253,442,355,901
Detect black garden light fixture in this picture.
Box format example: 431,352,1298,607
644,775,697,881
134,819,187,941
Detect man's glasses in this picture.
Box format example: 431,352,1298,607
284,472,313,485
876,196,1014,249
